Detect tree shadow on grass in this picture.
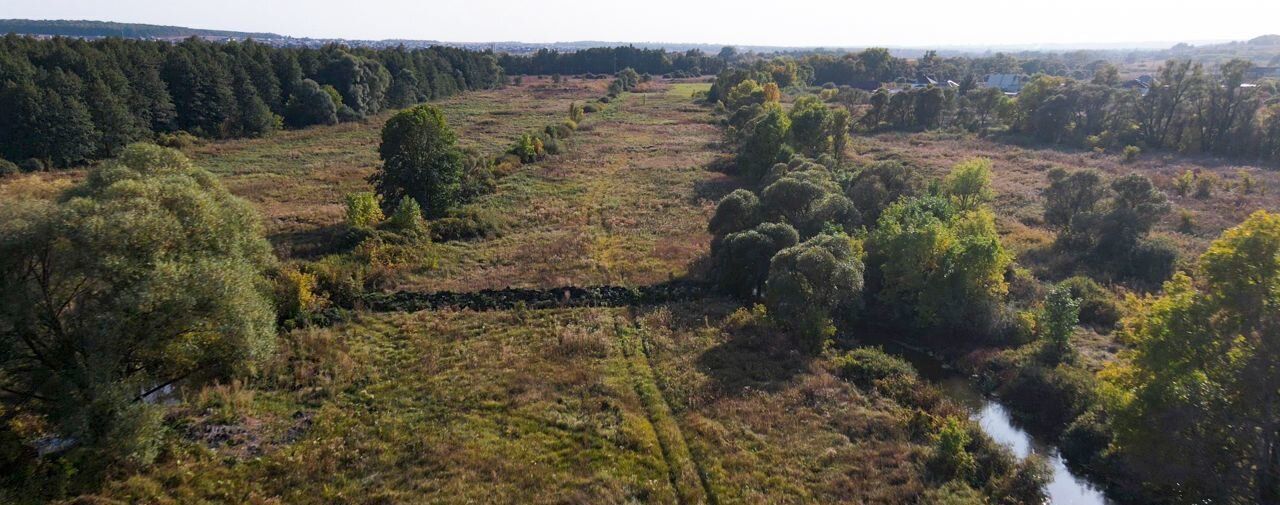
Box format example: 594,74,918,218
695,336,811,397
657,301,812,397
269,224,361,260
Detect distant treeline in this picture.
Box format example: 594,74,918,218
499,46,725,76
0,19,281,39
0,35,502,168
711,54,1280,163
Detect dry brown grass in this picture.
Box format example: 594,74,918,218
389,80,730,291
855,131,1280,262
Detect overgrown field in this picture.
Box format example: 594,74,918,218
12,75,1271,503
94,303,954,504
852,131,1280,267
4,78,1019,504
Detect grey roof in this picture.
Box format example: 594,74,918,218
984,74,1025,91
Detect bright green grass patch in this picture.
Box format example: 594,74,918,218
667,82,712,98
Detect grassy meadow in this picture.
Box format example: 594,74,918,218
6,74,1276,503
24,78,943,503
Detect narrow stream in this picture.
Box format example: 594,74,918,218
859,336,1116,505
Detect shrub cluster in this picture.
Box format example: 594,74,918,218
1042,167,1175,286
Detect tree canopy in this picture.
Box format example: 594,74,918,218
1106,210,1280,503
372,104,463,218
0,143,275,485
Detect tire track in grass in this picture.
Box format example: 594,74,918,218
616,320,708,504
617,316,719,505
633,320,721,505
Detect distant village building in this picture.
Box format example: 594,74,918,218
1120,78,1150,96
909,76,938,89
904,77,959,90
984,74,1026,95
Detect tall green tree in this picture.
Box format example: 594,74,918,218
765,233,865,348
1107,210,1280,503
787,95,831,156
371,104,463,218
283,79,338,128
868,195,1011,335
737,103,791,180
943,157,993,211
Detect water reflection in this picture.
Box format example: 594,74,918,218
858,336,1115,505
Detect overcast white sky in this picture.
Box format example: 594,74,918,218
3,0,1278,48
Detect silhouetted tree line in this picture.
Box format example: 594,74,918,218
0,35,503,168
499,46,724,77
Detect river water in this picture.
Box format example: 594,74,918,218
862,337,1116,505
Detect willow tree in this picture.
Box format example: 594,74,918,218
0,144,275,481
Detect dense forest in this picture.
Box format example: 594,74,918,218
0,35,503,168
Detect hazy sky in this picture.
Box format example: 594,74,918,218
3,0,1278,48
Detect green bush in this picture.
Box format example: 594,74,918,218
1121,145,1140,163
1060,407,1114,472
1125,236,1179,287
156,131,203,150
1057,276,1120,330
19,158,43,172
1174,170,1195,197
430,208,501,242
542,135,562,155
0,159,17,177
550,120,575,139
920,482,986,505
831,347,917,387
996,363,1098,432
344,192,385,229
459,151,497,201
384,197,426,238
273,265,323,324
929,417,977,482
569,102,585,122
1194,173,1217,199
583,103,602,113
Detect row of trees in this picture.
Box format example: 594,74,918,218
717,48,1107,93
708,154,1012,347
0,35,503,168
498,46,724,77
1011,60,1280,161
